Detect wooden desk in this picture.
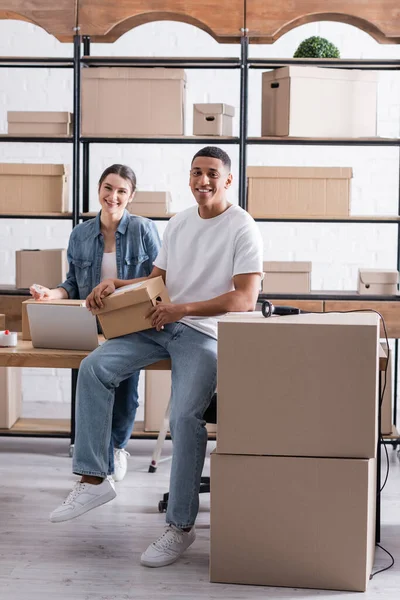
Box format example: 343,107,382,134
0,336,171,439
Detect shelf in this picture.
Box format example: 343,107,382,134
81,56,241,68
0,213,73,220
248,58,400,70
254,216,400,224
0,285,29,296
247,136,400,147
0,135,73,143
80,212,173,221
0,57,73,68
258,291,400,302
80,135,239,144
0,418,216,441
383,425,400,441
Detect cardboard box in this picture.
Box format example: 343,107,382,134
193,103,235,136
262,261,311,294
261,66,378,138
82,67,186,136
0,367,22,429
16,249,67,290
145,370,217,433
94,276,170,339
0,164,69,214
358,269,398,295
210,453,376,592
217,312,380,458
7,111,73,136
247,166,352,218
380,342,393,435
22,298,86,341
0,314,5,329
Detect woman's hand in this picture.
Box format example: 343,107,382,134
29,284,54,301
86,279,116,311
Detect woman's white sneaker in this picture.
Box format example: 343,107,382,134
140,525,196,567
49,478,116,523
113,448,130,482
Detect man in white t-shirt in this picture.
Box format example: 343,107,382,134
49,146,263,567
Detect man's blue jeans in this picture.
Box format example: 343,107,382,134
73,322,217,528
107,371,140,474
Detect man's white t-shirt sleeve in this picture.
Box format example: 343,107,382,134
233,220,263,277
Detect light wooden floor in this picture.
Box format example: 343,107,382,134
1,437,400,600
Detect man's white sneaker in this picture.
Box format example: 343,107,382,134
140,525,196,568
113,448,130,482
49,478,116,523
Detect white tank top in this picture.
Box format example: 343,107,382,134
100,252,118,281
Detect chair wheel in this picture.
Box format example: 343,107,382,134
148,465,157,473
158,500,168,513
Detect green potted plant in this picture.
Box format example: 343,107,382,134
293,36,340,59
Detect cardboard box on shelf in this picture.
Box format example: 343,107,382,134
0,164,69,214
16,249,67,290
261,66,378,138
247,166,352,218
82,67,186,136
193,103,235,136
126,192,172,217
0,367,22,429
7,111,73,136
21,298,87,341
358,269,398,295
93,276,170,339
210,453,376,592
217,312,380,458
145,370,216,433
262,261,311,294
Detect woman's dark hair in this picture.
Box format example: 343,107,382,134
98,164,137,194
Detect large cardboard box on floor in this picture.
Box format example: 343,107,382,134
0,367,22,429
0,164,69,214
247,166,352,218
262,261,311,294
261,66,377,138
193,103,235,136
7,111,73,136
217,312,380,458
21,298,86,341
358,268,399,295
145,370,217,433
210,453,376,592
81,67,186,136
16,249,67,290
93,277,170,339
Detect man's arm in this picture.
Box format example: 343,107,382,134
149,272,261,331
86,266,166,310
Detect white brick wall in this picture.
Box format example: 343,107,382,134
0,18,399,411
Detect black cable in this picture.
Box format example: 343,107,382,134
370,544,395,579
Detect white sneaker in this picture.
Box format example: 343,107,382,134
140,525,196,568
113,448,130,482
49,478,116,523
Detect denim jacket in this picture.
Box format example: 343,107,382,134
59,210,161,300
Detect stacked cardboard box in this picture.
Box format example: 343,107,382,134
358,268,399,295
127,191,172,218
16,249,67,290
211,312,380,591
7,111,73,136
262,261,311,294
193,103,235,136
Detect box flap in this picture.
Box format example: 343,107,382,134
93,276,165,315
0,163,69,176
82,67,186,82
359,269,399,285
8,111,72,124
194,103,235,117
247,166,353,180
263,261,312,273
22,298,86,307
262,66,378,83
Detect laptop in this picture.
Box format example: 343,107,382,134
27,303,99,351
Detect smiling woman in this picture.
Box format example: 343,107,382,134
28,163,162,484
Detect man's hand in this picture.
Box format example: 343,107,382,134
147,302,187,331
86,279,116,311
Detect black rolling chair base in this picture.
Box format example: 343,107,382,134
158,476,211,513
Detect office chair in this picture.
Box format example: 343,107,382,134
157,392,217,513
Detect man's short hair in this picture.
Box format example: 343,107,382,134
191,146,231,171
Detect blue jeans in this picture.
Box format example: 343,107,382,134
107,371,140,475
73,322,217,528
